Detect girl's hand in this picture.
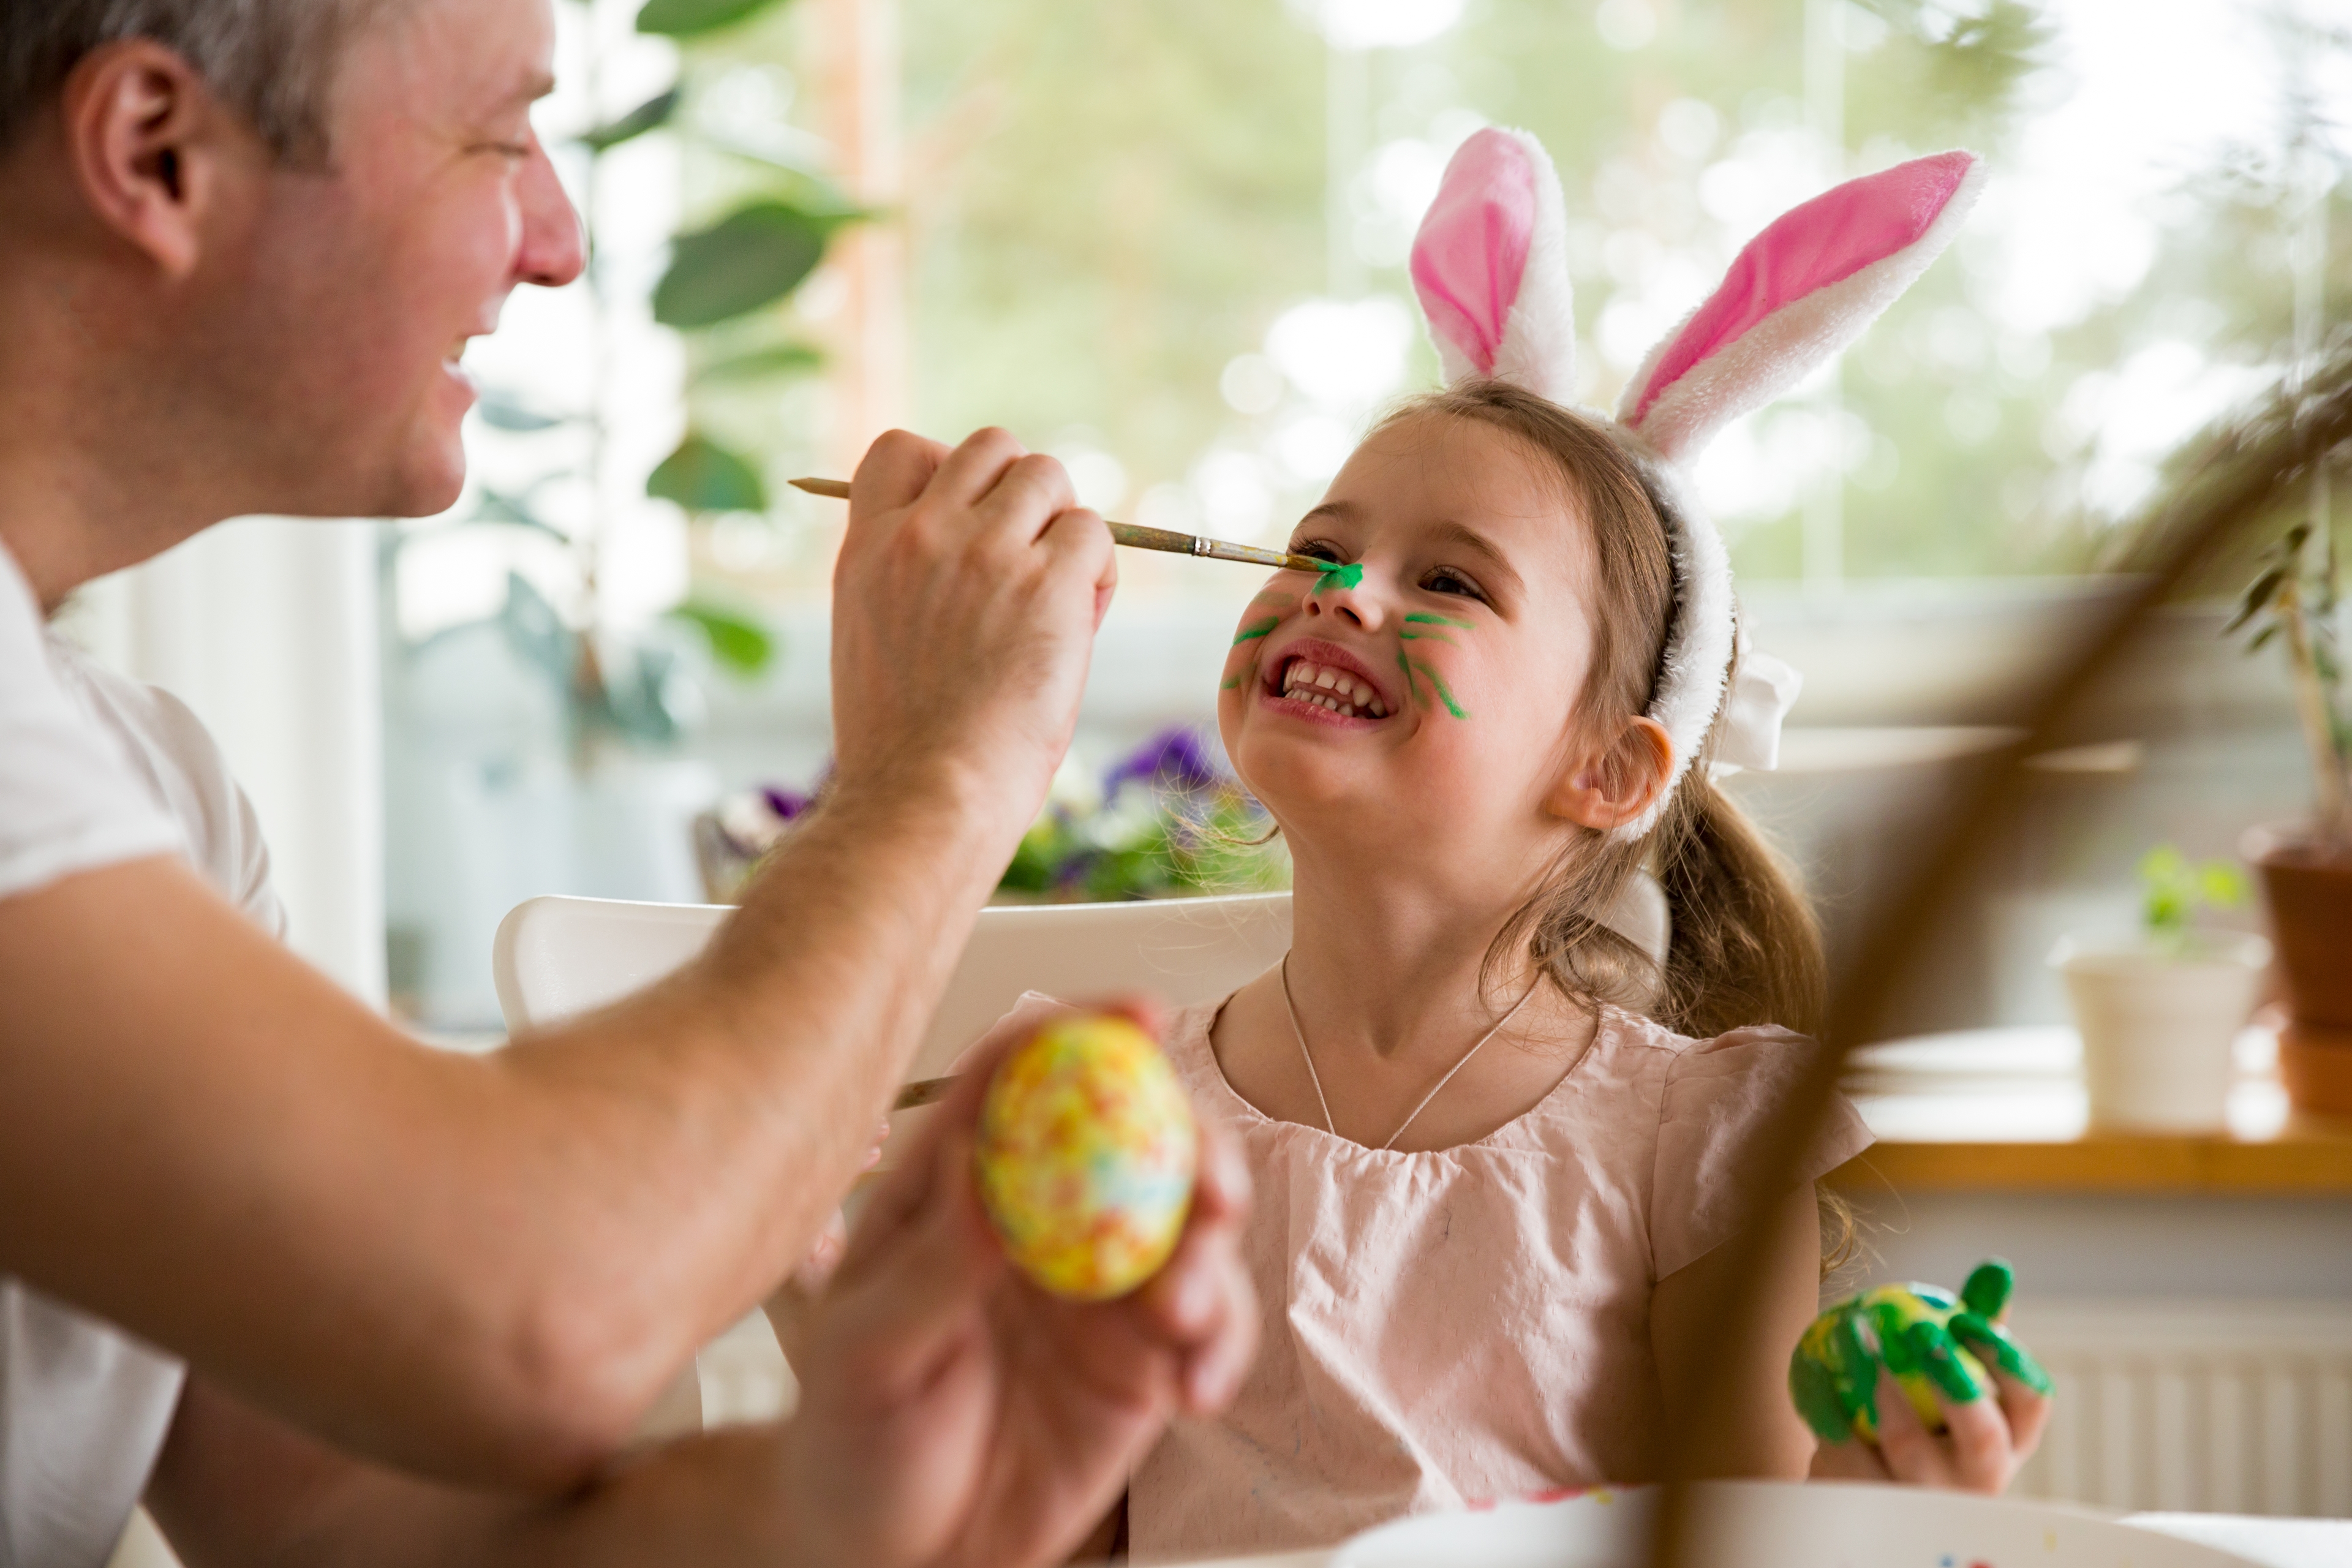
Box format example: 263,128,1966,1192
1809,1352,2051,1491
775,1001,1257,1568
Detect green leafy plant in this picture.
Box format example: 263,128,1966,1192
2227,505,2351,849
2138,844,2249,953
393,0,858,755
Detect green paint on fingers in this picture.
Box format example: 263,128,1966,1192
1312,562,1364,594
1949,1310,2054,1395
1409,659,1469,720
1960,1259,2015,1319
1231,616,1279,646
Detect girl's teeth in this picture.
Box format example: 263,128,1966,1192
1280,658,1387,719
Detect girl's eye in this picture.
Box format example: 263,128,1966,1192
1422,568,1487,601
1290,538,1346,564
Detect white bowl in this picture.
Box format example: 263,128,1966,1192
1330,1480,2260,1568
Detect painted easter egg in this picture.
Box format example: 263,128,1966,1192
1789,1259,2053,1444
974,1013,1198,1300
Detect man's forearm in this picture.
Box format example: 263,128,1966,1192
490,764,1024,1401
0,766,1026,1493
151,1377,809,1568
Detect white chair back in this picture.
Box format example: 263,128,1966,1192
489,889,1293,1439
494,891,1294,1080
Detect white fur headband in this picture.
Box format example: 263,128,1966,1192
1408,128,1982,838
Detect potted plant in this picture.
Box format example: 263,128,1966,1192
2230,511,2352,1114
2052,847,2268,1130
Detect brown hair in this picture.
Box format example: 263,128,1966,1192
0,0,395,165
1381,382,1852,1268
1379,380,1826,1038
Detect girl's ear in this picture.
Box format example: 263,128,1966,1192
1616,151,1983,464
1548,717,1675,833
1409,126,1578,403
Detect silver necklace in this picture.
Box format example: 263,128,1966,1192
1278,953,1542,1152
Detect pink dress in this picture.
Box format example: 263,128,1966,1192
1123,992,1873,1559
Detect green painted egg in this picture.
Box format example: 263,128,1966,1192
1789,1259,2052,1444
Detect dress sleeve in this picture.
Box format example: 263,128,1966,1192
1649,1025,1874,1280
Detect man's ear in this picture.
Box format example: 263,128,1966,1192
61,40,257,279
1547,716,1676,832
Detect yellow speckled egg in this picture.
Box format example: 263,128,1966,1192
974,1013,1198,1300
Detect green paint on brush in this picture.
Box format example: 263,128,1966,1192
1408,659,1469,720
1231,616,1279,646
1312,561,1364,594
1404,612,1475,628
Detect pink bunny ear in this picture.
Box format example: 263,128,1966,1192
1409,127,1577,402
1618,151,1983,463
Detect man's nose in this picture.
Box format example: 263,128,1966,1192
516,132,586,289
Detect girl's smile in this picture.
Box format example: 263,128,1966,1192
1260,638,1395,724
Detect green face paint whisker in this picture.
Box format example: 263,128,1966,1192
1398,631,1458,647
1403,612,1475,628
1231,616,1279,646
1408,658,1469,720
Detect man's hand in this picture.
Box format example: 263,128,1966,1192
1808,1354,2051,1491
829,428,1118,839
779,1009,1257,1568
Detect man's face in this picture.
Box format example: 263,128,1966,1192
209,0,581,519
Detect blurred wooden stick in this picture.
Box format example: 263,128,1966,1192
1651,346,2352,1567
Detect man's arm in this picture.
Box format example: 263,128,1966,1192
0,428,1117,1491
145,1026,1256,1568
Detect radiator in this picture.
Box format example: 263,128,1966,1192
2008,1300,2352,1517
694,1300,2352,1517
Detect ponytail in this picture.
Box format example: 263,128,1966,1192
1653,780,1825,1039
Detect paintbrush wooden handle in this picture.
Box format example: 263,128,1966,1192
893,1075,955,1111
790,477,1325,575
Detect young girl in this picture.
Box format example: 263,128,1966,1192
1002,131,2043,1558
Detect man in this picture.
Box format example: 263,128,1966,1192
0,1,1253,1563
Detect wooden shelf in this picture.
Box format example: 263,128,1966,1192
1824,1025,2352,1196
1828,1124,2352,1195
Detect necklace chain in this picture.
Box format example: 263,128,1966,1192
1278,954,1541,1152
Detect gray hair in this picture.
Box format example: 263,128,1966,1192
0,0,390,164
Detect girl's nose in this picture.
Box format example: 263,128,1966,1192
1303,571,1385,631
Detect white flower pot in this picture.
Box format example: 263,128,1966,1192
2051,934,2270,1131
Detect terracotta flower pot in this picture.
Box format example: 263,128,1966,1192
2244,826,2352,1028
2280,1021,2352,1119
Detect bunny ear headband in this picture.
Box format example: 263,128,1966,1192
1409,129,1983,839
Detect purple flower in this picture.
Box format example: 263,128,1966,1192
1105,725,1223,796
760,785,812,821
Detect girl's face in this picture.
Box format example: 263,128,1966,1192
1218,413,1635,894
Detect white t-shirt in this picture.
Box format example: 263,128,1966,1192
0,541,287,1568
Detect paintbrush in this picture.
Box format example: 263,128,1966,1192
891,1075,956,1111
789,477,1327,575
